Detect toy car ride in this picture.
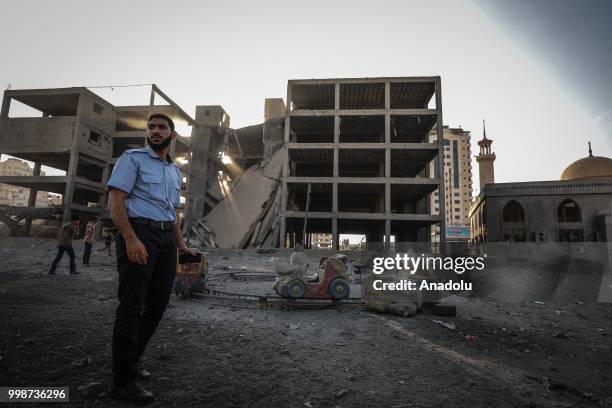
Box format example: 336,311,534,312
274,256,350,300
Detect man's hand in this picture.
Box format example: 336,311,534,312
177,245,197,256
126,236,149,265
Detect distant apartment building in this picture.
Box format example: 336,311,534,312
48,194,62,206
0,158,50,207
428,126,473,241
311,233,333,249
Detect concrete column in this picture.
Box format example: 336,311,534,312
385,181,391,245
280,84,292,249
24,162,41,236
185,120,212,230
64,91,86,222
435,77,446,245
332,217,338,250
99,164,110,208
0,93,11,119
385,83,391,244
280,146,289,248
332,100,339,250
334,83,340,110
286,82,293,115
385,218,391,246
63,150,79,222
146,87,156,145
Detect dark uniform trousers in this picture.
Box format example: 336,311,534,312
112,222,176,385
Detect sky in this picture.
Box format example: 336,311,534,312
0,0,611,194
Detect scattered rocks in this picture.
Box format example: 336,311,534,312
72,356,91,366
77,382,104,398
334,389,349,399
432,320,456,330
553,332,575,340
256,247,279,254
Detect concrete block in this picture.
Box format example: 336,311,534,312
431,304,457,317
261,148,284,181
388,302,418,317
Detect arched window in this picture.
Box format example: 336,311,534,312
502,200,526,242
558,199,581,222
557,199,583,242
503,200,525,223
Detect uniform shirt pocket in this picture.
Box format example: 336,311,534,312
141,174,162,184
139,172,165,203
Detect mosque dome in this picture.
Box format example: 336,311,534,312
560,143,612,181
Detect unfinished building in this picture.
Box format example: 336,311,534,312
280,77,445,248
0,86,193,233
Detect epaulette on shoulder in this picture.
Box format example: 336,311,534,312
124,148,149,155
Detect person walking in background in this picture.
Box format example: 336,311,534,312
49,216,80,275
83,217,100,266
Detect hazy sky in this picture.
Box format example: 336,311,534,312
1,0,610,193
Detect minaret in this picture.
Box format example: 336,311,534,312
476,119,495,190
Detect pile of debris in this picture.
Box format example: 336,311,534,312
190,149,283,249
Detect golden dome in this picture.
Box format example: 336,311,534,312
560,155,612,181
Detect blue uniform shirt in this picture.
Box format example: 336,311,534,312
107,145,182,222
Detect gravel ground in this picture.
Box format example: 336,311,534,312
1,238,611,407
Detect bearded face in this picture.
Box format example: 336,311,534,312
147,118,174,151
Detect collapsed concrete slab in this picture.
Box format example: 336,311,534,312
201,149,283,248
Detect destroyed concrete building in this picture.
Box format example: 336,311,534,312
0,77,446,248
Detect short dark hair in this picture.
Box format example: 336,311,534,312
148,113,175,132
72,215,80,222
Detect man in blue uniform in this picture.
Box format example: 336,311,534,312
107,113,194,402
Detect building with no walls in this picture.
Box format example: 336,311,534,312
280,77,446,249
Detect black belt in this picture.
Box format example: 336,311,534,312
130,217,174,231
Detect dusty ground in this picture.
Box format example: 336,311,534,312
1,237,611,407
